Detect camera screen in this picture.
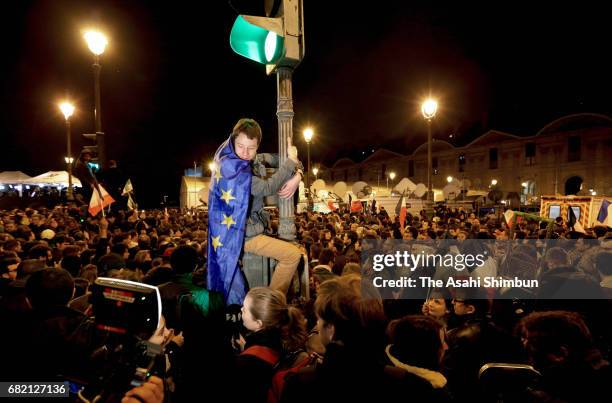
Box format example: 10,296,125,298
91,278,161,339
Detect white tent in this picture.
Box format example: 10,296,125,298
180,176,209,209
0,171,32,184
25,171,82,187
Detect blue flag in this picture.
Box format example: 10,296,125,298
597,199,610,224
207,135,252,305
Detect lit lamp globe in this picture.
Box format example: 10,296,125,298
59,102,75,120
303,128,314,143
421,99,438,120
84,30,108,55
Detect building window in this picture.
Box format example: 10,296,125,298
568,136,581,162
525,143,536,165
458,154,466,172
408,160,414,177
489,148,498,169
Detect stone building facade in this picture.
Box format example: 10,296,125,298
319,113,612,201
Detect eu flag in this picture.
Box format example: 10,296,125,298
207,136,252,305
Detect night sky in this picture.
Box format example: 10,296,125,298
2,1,611,207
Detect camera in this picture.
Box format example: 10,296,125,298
76,278,165,402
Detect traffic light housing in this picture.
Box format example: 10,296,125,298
230,0,304,74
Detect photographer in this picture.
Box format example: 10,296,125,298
74,278,174,402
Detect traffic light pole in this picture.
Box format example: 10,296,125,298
276,66,296,241
228,0,304,240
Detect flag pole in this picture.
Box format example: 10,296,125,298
95,184,105,218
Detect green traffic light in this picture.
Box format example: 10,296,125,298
230,16,284,64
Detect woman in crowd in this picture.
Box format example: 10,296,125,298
385,315,452,402
421,288,453,327
235,287,308,403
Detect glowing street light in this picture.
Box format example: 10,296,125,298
387,171,396,191
59,102,75,120
447,176,453,183
303,128,314,143
303,128,314,205
59,101,75,200
84,31,108,55
491,179,498,186
84,29,108,168
421,99,438,120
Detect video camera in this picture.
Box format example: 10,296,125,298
76,278,165,402
90,277,161,338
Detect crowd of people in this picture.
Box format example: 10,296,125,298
0,201,610,402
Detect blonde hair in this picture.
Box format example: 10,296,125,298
246,287,307,352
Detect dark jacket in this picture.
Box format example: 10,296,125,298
73,158,98,189
384,345,453,402
6,305,92,381
99,166,125,201
537,265,603,300
157,274,231,400
526,352,611,403
282,342,447,403
235,329,284,403
443,315,524,402
246,153,300,239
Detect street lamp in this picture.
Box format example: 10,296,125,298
421,99,438,203
447,176,453,183
312,167,319,180
303,128,314,200
59,102,75,200
84,30,108,169
388,171,396,191
491,179,498,186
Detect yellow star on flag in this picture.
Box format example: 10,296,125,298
211,235,223,251
220,188,236,204
213,168,222,183
221,214,236,230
